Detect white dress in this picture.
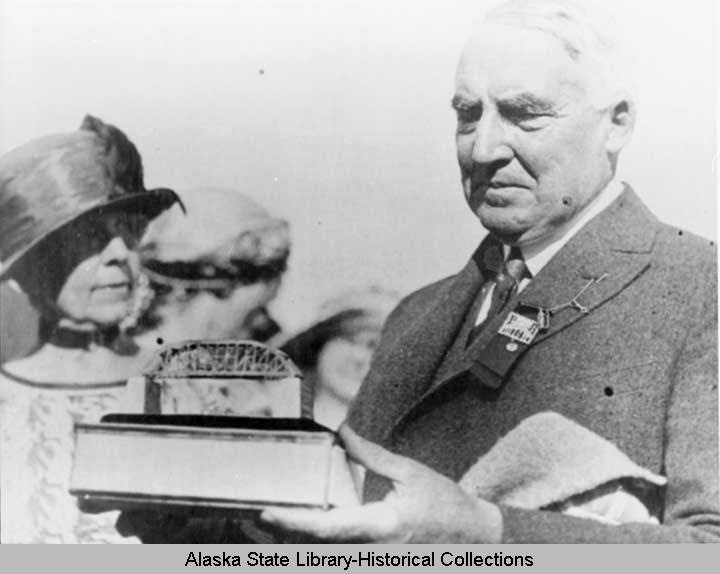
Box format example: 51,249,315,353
0,371,140,543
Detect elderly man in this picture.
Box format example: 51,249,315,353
261,0,718,543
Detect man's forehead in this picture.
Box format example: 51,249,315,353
455,23,587,101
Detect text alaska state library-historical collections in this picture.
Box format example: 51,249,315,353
184,551,535,568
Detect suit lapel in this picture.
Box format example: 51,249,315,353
516,187,657,344
386,186,659,435
360,237,496,442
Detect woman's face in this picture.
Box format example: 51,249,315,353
315,326,382,404
55,211,146,327
158,278,281,342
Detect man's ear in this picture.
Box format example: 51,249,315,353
605,93,636,154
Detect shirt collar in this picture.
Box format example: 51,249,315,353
502,179,624,277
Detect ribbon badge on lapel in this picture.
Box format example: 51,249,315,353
497,312,541,345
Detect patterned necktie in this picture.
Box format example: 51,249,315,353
467,246,529,346
488,246,529,315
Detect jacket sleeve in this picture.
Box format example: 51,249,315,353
500,260,720,543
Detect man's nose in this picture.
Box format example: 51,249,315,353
471,114,513,166
100,236,131,264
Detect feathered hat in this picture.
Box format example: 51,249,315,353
0,115,182,278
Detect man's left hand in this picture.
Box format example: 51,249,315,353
260,425,502,543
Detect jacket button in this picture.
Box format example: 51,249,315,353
505,342,519,352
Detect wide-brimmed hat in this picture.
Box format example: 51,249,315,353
280,286,400,367
0,115,182,278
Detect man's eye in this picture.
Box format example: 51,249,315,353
457,108,479,122
456,106,481,123
503,108,552,130
456,110,481,134
456,123,476,135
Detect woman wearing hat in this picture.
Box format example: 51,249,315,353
281,286,399,430
0,116,181,543
112,189,292,543
135,186,290,348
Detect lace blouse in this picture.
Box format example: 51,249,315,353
0,372,139,544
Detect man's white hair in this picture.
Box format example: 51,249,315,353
482,0,632,107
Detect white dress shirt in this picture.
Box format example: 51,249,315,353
474,180,624,326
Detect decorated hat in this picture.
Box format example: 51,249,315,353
139,187,290,290
0,115,182,278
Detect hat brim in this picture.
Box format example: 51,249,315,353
1,187,183,279
280,310,381,367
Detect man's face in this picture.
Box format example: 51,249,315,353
454,24,615,245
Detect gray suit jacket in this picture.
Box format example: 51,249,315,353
347,187,719,542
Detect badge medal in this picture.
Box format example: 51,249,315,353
497,274,608,345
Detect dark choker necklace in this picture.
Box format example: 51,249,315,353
47,325,121,350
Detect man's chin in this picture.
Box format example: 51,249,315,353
476,208,529,243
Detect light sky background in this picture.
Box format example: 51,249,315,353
1,0,716,331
